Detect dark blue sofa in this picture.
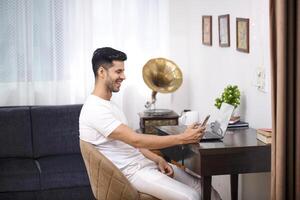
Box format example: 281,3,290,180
0,105,94,200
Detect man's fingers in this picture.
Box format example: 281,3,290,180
196,130,204,141
187,123,197,129
165,166,174,177
195,125,206,132
166,170,172,176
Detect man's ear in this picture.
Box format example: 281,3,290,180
97,66,106,78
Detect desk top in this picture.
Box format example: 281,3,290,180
156,125,271,178
156,125,270,150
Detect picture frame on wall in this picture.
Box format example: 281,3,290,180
218,14,230,47
202,15,212,46
236,18,249,53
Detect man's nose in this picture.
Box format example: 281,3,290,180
121,73,126,80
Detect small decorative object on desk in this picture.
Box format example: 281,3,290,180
215,85,241,121
178,110,199,125
256,128,272,144
229,116,240,124
215,85,240,109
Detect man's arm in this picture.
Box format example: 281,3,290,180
139,148,164,163
108,124,205,149
139,148,174,177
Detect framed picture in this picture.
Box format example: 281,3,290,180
202,15,212,46
236,18,249,53
218,14,230,47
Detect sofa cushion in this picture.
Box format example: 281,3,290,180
36,187,94,200
31,105,82,157
0,191,37,200
0,158,40,192
0,107,33,158
38,154,90,190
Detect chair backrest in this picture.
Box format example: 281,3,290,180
80,140,139,200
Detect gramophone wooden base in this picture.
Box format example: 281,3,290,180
138,111,179,134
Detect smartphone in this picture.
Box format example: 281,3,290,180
201,115,210,127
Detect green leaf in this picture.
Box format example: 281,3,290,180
214,84,241,109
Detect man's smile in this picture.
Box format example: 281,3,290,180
115,79,123,87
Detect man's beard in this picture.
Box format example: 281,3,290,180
106,77,121,93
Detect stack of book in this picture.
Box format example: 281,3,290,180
256,128,272,144
228,120,249,129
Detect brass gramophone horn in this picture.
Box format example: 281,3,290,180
143,58,183,110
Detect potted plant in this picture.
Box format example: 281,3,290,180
215,85,241,121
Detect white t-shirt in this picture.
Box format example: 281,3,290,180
79,95,154,178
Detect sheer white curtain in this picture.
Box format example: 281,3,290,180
0,0,170,119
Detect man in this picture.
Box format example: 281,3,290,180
79,47,221,200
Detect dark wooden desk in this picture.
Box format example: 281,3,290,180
156,126,271,200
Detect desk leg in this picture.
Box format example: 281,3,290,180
230,174,238,200
201,176,212,200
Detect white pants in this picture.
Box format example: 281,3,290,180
128,161,221,200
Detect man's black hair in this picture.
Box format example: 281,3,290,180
92,47,127,77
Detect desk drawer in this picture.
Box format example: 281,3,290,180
198,146,271,175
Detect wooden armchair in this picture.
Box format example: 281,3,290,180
80,140,159,200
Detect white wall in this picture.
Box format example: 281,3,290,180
169,0,271,199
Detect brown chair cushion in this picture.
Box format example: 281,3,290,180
80,140,159,200
139,192,160,200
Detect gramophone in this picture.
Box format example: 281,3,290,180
138,58,183,134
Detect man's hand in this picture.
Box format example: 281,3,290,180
157,158,174,178
139,149,174,178
179,123,206,144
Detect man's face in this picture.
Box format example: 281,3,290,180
104,60,125,93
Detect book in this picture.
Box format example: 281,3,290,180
257,128,272,137
227,121,249,129
256,132,272,144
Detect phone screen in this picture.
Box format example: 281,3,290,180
201,115,210,127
